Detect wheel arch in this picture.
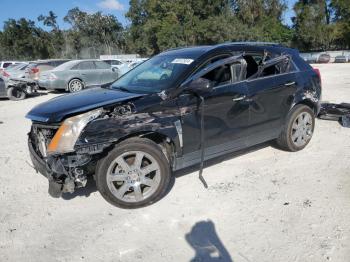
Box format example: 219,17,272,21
294,99,318,115
112,131,179,168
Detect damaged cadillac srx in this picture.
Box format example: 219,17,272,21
26,43,322,208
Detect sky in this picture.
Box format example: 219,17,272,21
0,0,297,29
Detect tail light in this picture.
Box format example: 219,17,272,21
31,67,40,74
2,71,10,77
313,68,322,87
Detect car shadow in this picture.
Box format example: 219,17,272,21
61,142,271,201
186,220,233,261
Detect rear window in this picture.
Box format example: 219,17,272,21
3,63,13,68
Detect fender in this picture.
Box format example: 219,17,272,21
75,102,183,157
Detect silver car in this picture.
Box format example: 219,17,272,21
38,60,118,92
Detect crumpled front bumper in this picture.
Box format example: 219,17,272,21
28,137,49,178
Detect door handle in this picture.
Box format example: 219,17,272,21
284,81,295,86
232,95,246,102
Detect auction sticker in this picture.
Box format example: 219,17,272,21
171,58,194,65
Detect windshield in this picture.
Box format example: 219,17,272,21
111,55,194,93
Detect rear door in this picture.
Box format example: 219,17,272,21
246,55,297,143
77,61,99,86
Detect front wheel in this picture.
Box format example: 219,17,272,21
276,104,315,152
95,138,171,209
7,87,26,100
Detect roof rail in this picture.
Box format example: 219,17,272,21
218,41,283,47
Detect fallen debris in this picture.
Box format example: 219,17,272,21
318,102,350,127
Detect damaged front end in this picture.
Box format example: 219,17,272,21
28,108,111,197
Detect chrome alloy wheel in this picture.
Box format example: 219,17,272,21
69,80,83,92
291,111,313,147
106,151,161,203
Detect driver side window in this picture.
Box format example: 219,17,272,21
201,64,232,87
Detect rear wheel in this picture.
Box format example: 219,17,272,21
96,138,171,209
276,104,315,152
7,87,26,100
68,79,84,93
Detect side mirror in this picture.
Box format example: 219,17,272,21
186,77,213,93
112,67,117,72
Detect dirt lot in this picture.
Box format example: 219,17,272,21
1,64,350,262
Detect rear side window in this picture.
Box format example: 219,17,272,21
260,57,292,77
3,63,12,68
78,61,96,70
95,61,110,69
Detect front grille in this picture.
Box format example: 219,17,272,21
30,123,59,158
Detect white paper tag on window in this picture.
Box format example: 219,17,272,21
171,58,194,65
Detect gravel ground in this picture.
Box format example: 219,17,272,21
0,64,349,262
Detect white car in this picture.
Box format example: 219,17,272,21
102,59,130,77
0,61,20,71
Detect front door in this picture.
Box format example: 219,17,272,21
179,57,250,162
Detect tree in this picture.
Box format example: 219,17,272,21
292,0,336,51
38,11,65,58
64,7,125,58
331,0,350,48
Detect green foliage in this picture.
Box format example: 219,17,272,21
0,1,349,60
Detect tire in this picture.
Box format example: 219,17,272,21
95,137,171,209
68,79,84,93
7,87,26,101
276,104,315,152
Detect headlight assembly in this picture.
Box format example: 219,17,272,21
47,108,103,154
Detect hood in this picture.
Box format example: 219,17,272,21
26,87,144,123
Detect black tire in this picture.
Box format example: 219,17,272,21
68,79,84,93
276,104,315,152
95,137,171,209
7,87,26,101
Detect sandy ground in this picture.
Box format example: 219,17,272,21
0,64,350,262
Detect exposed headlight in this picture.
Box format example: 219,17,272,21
47,108,103,154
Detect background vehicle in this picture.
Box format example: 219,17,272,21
2,62,29,79
334,55,348,63
102,59,130,77
317,53,331,63
27,43,322,208
300,53,317,64
26,59,70,81
0,61,19,71
38,59,118,92
128,60,144,69
0,75,37,100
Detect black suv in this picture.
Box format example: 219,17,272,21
26,42,322,208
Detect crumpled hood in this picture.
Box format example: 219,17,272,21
26,87,144,123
